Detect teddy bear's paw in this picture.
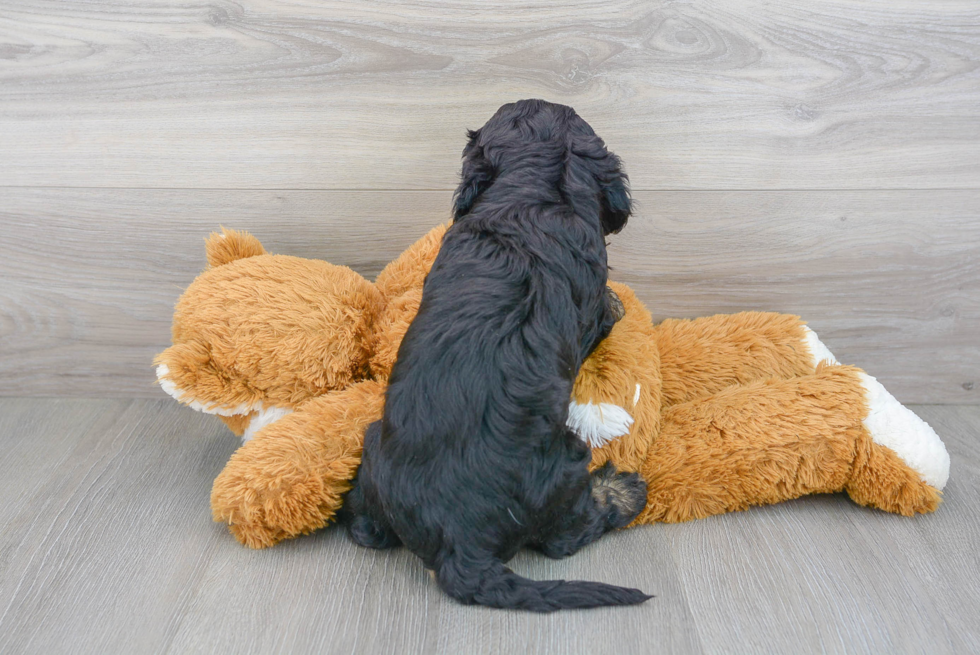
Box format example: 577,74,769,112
846,469,943,517
211,465,349,549
859,372,950,490
846,438,943,516
212,485,332,549
227,521,291,550
590,462,648,530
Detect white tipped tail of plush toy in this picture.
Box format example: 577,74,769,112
205,227,266,268
803,326,950,491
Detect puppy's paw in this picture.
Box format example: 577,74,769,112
606,287,625,323
346,513,402,550
591,462,648,530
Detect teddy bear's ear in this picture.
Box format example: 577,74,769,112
205,227,266,268
452,129,496,220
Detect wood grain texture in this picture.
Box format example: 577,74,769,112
668,404,980,654
1,0,978,189
0,398,978,654
1,188,977,403
614,189,980,404
1,1,976,650
0,399,235,654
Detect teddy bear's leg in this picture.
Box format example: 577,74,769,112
655,312,825,407
844,371,949,511
210,380,385,548
637,364,947,525
729,321,951,496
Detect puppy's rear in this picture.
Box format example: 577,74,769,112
348,424,650,611
345,100,649,612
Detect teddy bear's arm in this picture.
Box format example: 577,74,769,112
654,312,820,408
210,380,385,549
636,364,946,525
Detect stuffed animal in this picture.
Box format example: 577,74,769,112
155,225,950,549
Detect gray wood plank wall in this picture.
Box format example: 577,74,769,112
1,1,978,402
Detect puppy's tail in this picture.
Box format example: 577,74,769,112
204,227,267,268
436,556,651,612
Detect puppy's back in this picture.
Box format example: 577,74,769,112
353,99,647,612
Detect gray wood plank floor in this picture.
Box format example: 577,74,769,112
0,399,977,654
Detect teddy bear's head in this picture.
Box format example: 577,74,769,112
155,228,385,433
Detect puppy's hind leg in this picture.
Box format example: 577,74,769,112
537,462,647,560
340,479,402,550
338,422,402,550
590,461,647,529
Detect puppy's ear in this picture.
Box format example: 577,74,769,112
570,132,632,235
600,171,631,235
453,129,495,220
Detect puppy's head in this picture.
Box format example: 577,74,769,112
452,99,631,235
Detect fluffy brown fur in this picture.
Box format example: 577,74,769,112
205,227,267,267
157,226,945,549
642,363,939,523
212,380,386,548
156,235,384,411
655,312,816,407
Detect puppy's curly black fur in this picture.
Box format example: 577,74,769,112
343,99,650,611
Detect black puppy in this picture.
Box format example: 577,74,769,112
343,99,650,611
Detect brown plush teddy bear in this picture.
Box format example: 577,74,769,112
155,225,949,549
